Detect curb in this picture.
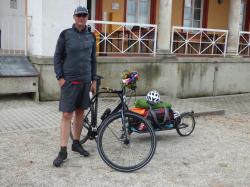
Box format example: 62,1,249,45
194,109,225,117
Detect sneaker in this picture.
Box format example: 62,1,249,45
72,141,90,157
53,151,67,167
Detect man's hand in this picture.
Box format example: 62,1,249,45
90,80,97,95
58,78,66,87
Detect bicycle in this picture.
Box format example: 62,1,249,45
70,75,156,172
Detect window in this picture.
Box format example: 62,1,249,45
127,0,150,24
183,0,203,28
240,0,247,31
10,0,17,9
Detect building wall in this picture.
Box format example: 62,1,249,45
101,0,160,23
101,0,125,32
0,0,25,50
30,57,250,101
171,0,230,29
171,0,183,27
0,0,25,16
155,0,160,24
27,0,43,56
207,0,230,29
27,0,87,57
42,0,87,56
102,0,125,22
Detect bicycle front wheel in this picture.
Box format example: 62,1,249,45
97,111,156,172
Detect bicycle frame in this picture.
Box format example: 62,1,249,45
71,75,156,172
85,76,132,138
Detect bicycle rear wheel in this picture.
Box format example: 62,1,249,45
176,113,195,136
97,111,156,172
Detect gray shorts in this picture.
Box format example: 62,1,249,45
59,80,91,112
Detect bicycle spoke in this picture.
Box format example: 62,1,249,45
97,111,156,172
107,126,123,142
176,113,195,136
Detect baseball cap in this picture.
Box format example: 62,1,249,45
74,6,88,15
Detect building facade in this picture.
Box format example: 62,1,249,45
0,0,250,100
1,0,250,57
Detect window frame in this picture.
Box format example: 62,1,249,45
183,0,204,28
240,0,247,31
126,0,151,24
10,0,17,9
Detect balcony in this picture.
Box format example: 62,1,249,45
238,31,250,56
171,26,228,56
87,20,157,56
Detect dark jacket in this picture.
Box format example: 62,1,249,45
54,24,97,82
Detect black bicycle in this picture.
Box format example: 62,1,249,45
70,75,156,172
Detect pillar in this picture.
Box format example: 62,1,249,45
157,0,173,55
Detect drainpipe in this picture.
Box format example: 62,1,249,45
24,0,28,56
213,65,218,96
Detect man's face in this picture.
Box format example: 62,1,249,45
74,14,88,27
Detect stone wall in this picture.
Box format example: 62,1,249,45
29,56,250,101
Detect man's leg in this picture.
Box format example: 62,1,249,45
72,108,84,140
71,108,90,157
53,112,73,167
60,112,74,146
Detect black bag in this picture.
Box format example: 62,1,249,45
128,107,174,131
146,107,174,129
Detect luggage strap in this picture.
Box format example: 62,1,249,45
149,105,169,127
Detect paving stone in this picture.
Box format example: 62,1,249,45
0,94,224,133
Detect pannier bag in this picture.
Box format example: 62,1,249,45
129,106,174,131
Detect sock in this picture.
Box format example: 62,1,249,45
60,146,67,153
73,140,80,144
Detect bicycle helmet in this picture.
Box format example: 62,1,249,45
121,70,139,90
173,110,180,119
146,90,160,104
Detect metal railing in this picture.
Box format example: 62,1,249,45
238,31,250,56
171,26,228,56
87,20,157,56
0,16,27,56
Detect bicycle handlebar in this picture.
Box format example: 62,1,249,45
101,87,120,92
96,75,134,95
96,75,104,80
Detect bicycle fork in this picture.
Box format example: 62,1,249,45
120,111,131,146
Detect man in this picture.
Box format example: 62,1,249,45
53,6,97,167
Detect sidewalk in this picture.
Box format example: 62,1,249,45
0,93,228,134
0,93,250,186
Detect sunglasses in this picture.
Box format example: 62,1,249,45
75,14,88,18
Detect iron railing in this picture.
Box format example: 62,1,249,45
87,20,157,56
238,31,250,56
171,26,228,56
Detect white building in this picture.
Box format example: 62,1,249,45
0,0,250,101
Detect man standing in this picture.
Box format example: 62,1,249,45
53,6,97,167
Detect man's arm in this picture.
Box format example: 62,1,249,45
54,31,65,81
90,33,97,94
91,33,97,81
